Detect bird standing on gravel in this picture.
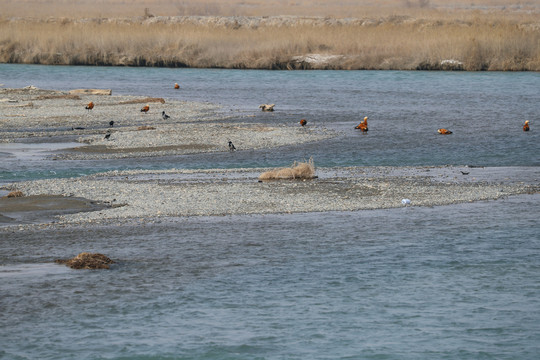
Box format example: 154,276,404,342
228,141,236,151
300,119,307,126
109,120,114,127
141,105,150,113
85,101,94,110
104,132,111,140
162,111,170,120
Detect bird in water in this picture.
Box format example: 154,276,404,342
85,101,94,110
162,111,170,120
228,140,236,151
523,120,530,131
355,116,368,132
141,105,150,113
437,128,453,135
109,120,114,127
174,83,180,89
300,119,307,127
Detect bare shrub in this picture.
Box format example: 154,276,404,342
259,158,316,181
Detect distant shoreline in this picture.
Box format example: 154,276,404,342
2,14,539,71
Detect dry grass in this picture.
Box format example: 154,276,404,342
259,158,316,181
1,1,539,70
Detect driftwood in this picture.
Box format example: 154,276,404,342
69,89,112,95
137,125,156,131
55,252,115,270
119,97,165,105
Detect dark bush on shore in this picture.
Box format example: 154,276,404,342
55,252,115,269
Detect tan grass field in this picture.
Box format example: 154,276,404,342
1,0,539,70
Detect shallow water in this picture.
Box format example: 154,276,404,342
1,195,539,359
1,65,539,359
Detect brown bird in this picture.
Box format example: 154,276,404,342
85,101,94,110
300,119,307,127
523,120,530,132
355,116,368,132
174,83,180,89
438,128,453,135
141,105,150,113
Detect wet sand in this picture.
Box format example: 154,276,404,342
0,195,112,225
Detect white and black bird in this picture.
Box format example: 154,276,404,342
162,111,170,120
104,130,112,140
228,140,236,151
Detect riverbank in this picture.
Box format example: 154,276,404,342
1,12,539,71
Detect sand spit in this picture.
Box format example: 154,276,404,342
2,166,539,229
0,88,336,159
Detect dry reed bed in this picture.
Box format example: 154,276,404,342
3,0,540,18
1,12,539,71
259,158,316,181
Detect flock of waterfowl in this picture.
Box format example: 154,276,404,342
352,116,530,135
82,82,531,147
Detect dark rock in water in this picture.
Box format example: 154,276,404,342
55,252,115,270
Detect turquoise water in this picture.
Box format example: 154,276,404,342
1,65,539,183
2,196,539,359
1,65,539,359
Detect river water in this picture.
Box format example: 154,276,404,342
1,65,539,359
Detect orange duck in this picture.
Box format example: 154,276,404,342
355,116,368,132
174,83,180,89
437,128,453,135
85,101,94,110
300,119,307,126
523,120,530,131
140,105,150,113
